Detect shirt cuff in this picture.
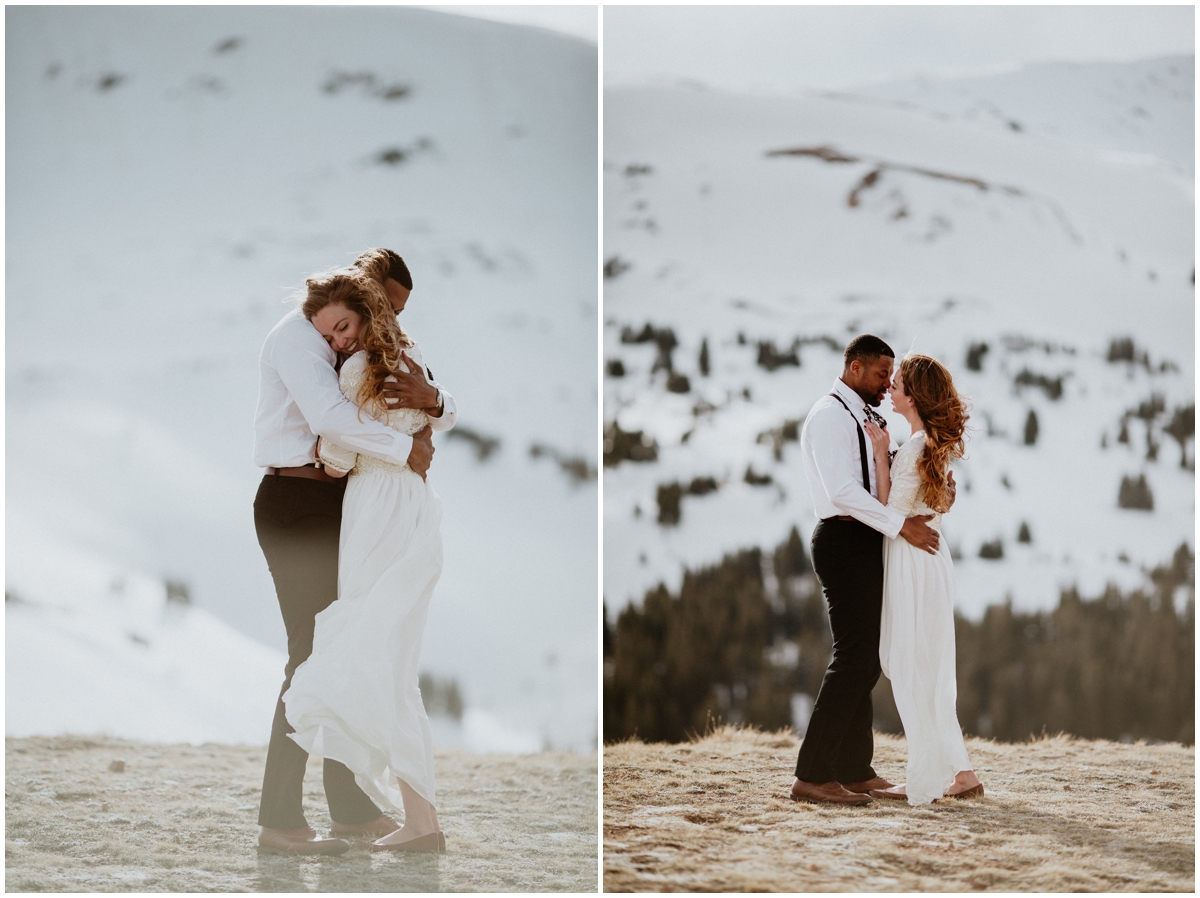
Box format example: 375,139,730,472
881,507,906,540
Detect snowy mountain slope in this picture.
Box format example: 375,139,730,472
6,6,597,750
603,64,1194,619
853,55,1194,174
5,530,285,744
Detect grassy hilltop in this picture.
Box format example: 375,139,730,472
604,726,1193,892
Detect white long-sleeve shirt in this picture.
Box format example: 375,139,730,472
253,308,456,469
800,378,906,538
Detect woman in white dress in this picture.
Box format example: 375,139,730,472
862,354,984,805
282,263,447,852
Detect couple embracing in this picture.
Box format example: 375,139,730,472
252,248,453,854
791,335,985,806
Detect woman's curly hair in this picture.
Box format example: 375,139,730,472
301,268,413,417
900,354,970,513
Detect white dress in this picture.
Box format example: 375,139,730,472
879,431,972,806
283,346,443,810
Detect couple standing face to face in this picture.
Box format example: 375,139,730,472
312,277,412,354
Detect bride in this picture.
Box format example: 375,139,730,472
863,354,984,805
282,256,450,852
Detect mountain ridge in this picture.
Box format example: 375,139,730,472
603,57,1194,617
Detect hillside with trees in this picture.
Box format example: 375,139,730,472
604,531,1194,745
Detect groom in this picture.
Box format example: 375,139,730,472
252,248,456,853
789,335,944,805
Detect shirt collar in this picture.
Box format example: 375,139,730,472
832,378,867,413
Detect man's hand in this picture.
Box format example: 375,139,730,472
406,424,434,480
382,351,441,415
946,470,957,510
899,514,940,555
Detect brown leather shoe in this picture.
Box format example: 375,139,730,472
841,776,897,794
257,826,350,856
789,778,873,805
330,815,400,838
870,784,909,800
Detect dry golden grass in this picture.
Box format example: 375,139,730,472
6,735,597,892
603,726,1193,892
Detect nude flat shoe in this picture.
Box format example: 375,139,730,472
943,783,985,800
366,831,446,854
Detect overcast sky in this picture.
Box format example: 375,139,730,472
429,4,598,44
605,5,1194,92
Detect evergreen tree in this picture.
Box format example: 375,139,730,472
1024,409,1039,445
1164,404,1195,469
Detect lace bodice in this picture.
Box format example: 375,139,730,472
886,432,942,528
339,351,430,436
318,349,430,476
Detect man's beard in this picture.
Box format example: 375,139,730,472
856,386,885,408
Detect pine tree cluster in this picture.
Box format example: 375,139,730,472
604,527,830,742
956,543,1194,744
604,537,1194,746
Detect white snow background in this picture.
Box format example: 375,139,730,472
6,6,597,751
604,56,1194,619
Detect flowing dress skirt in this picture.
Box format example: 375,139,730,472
284,467,442,811
879,532,971,805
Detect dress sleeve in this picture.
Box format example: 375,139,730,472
886,440,924,518
318,437,357,474
339,352,370,405
317,355,373,473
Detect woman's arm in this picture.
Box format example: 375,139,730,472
316,435,355,477
883,437,925,523
863,421,891,505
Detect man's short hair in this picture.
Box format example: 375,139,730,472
382,249,413,290
843,334,895,368
352,247,414,290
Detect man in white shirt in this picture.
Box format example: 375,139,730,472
790,334,944,806
252,249,456,854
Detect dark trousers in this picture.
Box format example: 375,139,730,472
794,518,884,784
253,474,382,830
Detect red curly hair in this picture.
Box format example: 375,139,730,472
301,269,412,417
899,354,970,513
